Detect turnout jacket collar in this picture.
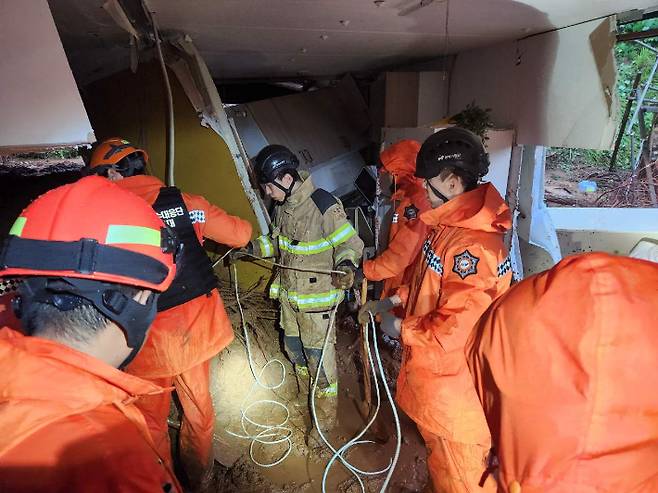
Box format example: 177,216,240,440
281,171,314,211
420,182,511,233
0,328,167,455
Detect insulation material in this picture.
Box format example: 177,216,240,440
450,17,619,150
0,0,94,151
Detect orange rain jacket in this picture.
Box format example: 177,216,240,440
467,253,658,493
117,174,252,377
397,182,512,444
378,139,425,243
364,140,430,301
363,192,430,302
0,328,180,493
115,175,252,475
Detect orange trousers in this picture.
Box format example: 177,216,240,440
418,426,496,493
136,359,214,486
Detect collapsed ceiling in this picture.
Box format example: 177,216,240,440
49,0,658,84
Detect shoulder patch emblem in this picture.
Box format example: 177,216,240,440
452,250,479,279
403,204,419,220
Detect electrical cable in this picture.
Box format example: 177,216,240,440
226,264,293,467
314,306,385,493
145,3,175,186
315,308,402,493
212,248,234,269
227,264,401,488
370,312,402,491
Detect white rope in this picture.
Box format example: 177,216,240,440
226,264,293,467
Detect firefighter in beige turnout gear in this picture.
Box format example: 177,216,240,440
239,145,364,437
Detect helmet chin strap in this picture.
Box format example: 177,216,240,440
16,277,157,370
427,179,450,204
272,175,297,200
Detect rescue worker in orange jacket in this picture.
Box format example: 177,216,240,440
0,176,180,492
363,140,430,320
466,252,658,493
87,138,253,488
359,127,512,492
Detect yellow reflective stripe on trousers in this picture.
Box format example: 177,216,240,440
276,287,344,310
277,223,357,256
269,283,280,299
257,235,275,257
318,382,338,397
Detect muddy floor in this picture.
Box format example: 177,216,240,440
207,284,428,493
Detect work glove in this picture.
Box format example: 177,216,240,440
227,243,253,263
357,297,396,325
380,310,402,339
331,262,356,290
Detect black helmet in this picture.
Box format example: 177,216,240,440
415,127,489,181
253,145,299,184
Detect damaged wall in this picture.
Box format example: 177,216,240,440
449,17,619,150
83,62,270,288
0,0,93,151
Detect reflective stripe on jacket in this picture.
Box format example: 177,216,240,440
397,183,512,444
252,172,364,312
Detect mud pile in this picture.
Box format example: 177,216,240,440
208,282,428,492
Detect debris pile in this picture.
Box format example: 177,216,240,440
206,280,429,492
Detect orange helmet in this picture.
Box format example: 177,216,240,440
0,176,178,360
380,140,421,179
87,137,149,177
0,176,175,291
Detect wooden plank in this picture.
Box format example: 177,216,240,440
617,28,658,43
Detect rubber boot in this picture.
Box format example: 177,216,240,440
294,364,311,410
315,383,338,429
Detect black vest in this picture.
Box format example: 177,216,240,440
152,187,217,311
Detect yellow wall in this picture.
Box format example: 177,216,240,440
84,62,270,288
